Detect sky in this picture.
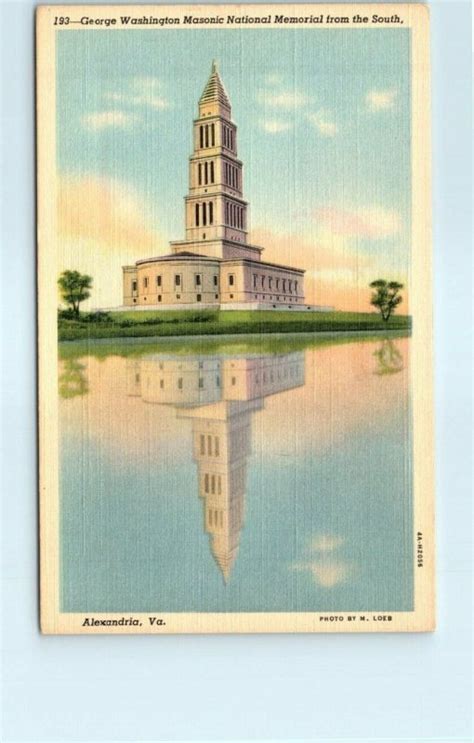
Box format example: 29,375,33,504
56,28,411,310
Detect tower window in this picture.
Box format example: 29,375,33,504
178,377,183,389
174,274,181,287
204,161,208,184
196,294,202,302
211,123,215,146
198,163,202,185
156,275,162,287
205,125,209,148
261,275,265,288
214,437,219,456
199,126,203,149
209,201,213,224
202,202,207,226
210,161,214,183
195,273,202,287
213,275,218,287
131,280,137,292
228,274,235,286
200,435,205,455
195,203,199,226
283,279,287,293
143,277,148,289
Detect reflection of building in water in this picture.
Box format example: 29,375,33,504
127,353,305,581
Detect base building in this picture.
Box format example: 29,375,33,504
122,62,309,310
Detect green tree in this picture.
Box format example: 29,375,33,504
369,279,404,322
58,270,92,316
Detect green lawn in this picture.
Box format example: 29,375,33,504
58,309,411,342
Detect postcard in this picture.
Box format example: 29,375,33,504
37,4,434,633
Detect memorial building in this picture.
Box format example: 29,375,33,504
122,61,307,310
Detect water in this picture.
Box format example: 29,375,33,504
59,333,413,613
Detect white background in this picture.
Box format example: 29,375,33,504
1,1,472,741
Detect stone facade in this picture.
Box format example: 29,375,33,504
122,61,306,310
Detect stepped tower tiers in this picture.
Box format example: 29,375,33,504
170,60,262,262
122,61,307,309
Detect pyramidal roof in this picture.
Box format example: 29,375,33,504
199,60,231,108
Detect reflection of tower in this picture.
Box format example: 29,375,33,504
126,352,305,581
183,400,255,581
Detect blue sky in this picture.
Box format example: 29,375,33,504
56,28,411,309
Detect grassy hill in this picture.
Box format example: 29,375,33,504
58,308,411,342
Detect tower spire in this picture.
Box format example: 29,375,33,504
199,61,231,109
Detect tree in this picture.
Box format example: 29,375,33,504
58,270,92,316
369,279,404,322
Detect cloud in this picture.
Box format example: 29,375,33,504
366,89,397,111
259,119,293,134
58,174,161,253
105,76,171,111
257,89,309,109
81,111,139,131
264,72,285,87
57,174,164,308
292,560,353,588
312,205,402,239
310,535,345,553
306,110,338,137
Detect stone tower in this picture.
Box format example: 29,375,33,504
170,61,262,262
